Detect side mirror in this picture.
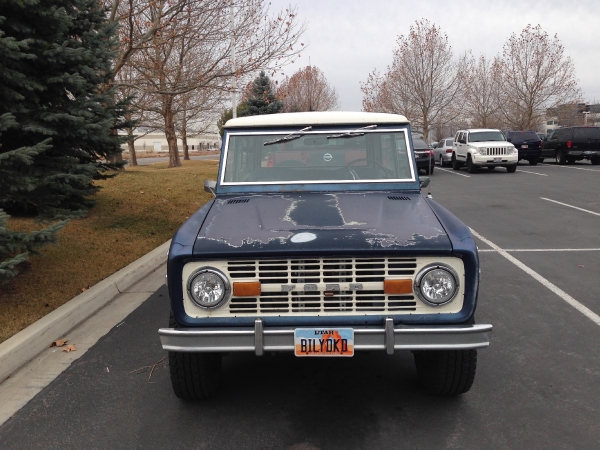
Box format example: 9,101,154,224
419,176,430,189
204,179,216,196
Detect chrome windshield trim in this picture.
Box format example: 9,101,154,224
219,128,417,186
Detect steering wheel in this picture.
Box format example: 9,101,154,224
345,158,390,179
274,159,309,167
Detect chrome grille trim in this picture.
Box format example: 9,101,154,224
182,257,466,317
484,147,509,156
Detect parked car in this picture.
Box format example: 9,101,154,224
434,137,454,167
159,111,492,400
502,130,542,165
412,136,435,174
541,126,600,165
452,129,518,173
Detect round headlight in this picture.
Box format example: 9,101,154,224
415,264,459,306
187,268,230,309
478,148,487,155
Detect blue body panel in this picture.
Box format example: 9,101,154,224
167,125,479,328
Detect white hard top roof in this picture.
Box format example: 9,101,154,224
224,111,409,128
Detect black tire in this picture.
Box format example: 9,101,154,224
506,165,517,173
168,312,222,400
556,150,566,165
452,154,461,170
466,156,478,173
413,349,477,396
427,165,435,175
591,157,600,165
538,157,544,163
528,157,538,166
439,155,445,167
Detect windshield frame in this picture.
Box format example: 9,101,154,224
218,126,418,190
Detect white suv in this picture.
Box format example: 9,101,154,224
452,129,518,173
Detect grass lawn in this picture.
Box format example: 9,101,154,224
0,160,218,344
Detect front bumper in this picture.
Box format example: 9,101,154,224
472,154,518,166
159,319,492,355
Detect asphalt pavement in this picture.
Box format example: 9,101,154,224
1,160,599,449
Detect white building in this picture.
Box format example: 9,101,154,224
121,132,221,152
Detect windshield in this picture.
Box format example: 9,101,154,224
510,131,539,141
222,129,414,184
468,131,506,143
573,127,600,140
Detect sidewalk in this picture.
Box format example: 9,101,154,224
0,241,170,426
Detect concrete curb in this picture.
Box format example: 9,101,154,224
0,240,171,383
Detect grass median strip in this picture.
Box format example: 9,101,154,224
0,160,219,344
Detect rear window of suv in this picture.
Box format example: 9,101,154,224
510,131,539,141
573,127,600,140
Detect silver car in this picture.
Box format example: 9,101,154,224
434,137,454,167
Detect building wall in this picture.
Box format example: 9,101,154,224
121,132,221,152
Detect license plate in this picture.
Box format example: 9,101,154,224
522,144,528,148
294,328,354,357
493,157,502,162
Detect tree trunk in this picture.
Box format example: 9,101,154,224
126,127,138,166
163,96,181,168
182,105,190,160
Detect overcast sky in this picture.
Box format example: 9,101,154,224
267,0,600,111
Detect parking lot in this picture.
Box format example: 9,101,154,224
1,160,599,449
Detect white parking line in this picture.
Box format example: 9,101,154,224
436,167,471,177
541,197,600,217
479,248,600,252
539,163,600,172
470,228,600,327
517,170,547,176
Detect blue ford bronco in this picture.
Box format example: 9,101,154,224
159,112,492,399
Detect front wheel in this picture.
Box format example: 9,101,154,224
528,157,538,166
413,349,477,396
591,157,600,165
168,312,222,400
506,165,517,173
466,156,478,173
452,154,461,170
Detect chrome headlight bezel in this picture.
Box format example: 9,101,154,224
478,147,487,155
414,263,460,307
187,267,231,309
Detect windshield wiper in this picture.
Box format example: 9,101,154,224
327,125,377,139
263,126,312,146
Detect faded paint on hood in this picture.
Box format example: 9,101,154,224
193,192,451,256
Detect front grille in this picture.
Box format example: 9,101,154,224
484,147,509,156
227,258,418,314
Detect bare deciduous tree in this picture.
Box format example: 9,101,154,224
278,66,339,112
463,54,503,129
127,1,306,167
497,24,581,130
361,19,464,140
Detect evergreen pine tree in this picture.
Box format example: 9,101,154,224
0,0,127,220
240,71,283,117
0,11,67,282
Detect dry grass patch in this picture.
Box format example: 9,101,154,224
0,160,218,344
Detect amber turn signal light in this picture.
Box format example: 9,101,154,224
233,281,261,296
384,279,413,295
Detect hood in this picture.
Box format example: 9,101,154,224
193,192,452,257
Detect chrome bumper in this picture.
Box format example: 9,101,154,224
159,319,492,355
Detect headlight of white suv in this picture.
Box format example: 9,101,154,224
187,268,230,309
478,148,487,155
414,264,460,306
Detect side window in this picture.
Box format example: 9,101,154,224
463,132,469,144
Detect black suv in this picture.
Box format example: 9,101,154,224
503,130,542,165
541,127,600,165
